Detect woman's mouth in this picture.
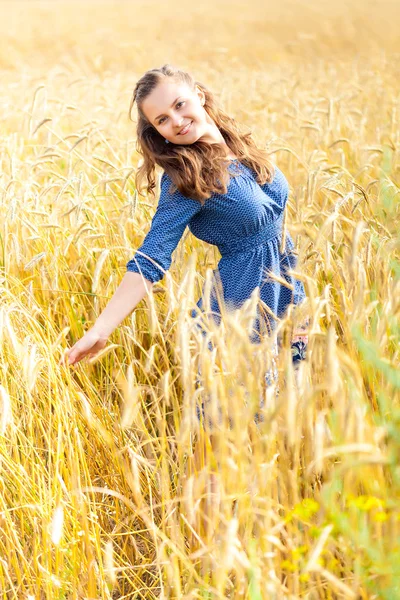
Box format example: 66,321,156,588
178,121,192,136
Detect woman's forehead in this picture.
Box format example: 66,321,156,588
142,80,192,120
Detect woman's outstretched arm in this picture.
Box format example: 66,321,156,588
63,173,201,367
93,271,153,337
63,272,153,366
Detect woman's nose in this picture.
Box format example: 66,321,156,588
173,115,184,127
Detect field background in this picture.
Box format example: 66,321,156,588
0,0,399,598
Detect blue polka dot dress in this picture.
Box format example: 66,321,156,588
126,160,307,344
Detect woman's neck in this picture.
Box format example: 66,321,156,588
198,120,238,160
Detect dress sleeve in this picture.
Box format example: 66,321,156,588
126,173,202,283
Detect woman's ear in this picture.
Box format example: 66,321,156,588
195,85,205,106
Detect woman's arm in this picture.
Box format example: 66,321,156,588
63,173,201,367
63,272,153,366
94,271,153,337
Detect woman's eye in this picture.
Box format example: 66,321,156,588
158,102,184,124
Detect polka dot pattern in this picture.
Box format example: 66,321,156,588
126,160,306,341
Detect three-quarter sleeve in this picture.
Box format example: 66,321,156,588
126,173,202,283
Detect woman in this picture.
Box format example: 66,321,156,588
64,64,308,390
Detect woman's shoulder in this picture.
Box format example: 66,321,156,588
160,170,172,188
159,171,202,212
159,171,179,199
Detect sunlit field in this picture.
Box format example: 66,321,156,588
1,0,399,598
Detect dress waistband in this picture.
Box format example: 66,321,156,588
218,212,284,258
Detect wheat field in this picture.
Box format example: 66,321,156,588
0,0,399,598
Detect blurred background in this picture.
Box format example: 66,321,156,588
0,1,399,599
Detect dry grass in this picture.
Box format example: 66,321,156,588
0,0,399,598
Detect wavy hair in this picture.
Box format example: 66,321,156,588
129,64,275,205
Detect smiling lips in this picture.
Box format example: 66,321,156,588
178,121,192,135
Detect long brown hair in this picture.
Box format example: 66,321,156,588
129,64,275,205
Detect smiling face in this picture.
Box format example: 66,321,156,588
141,79,215,145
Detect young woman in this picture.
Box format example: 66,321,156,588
64,64,308,390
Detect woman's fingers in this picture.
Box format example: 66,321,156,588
69,341,100,365
65,343,85,366
60,329,108,367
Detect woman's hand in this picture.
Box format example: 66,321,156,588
62,327,109,366
291,315,310,365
